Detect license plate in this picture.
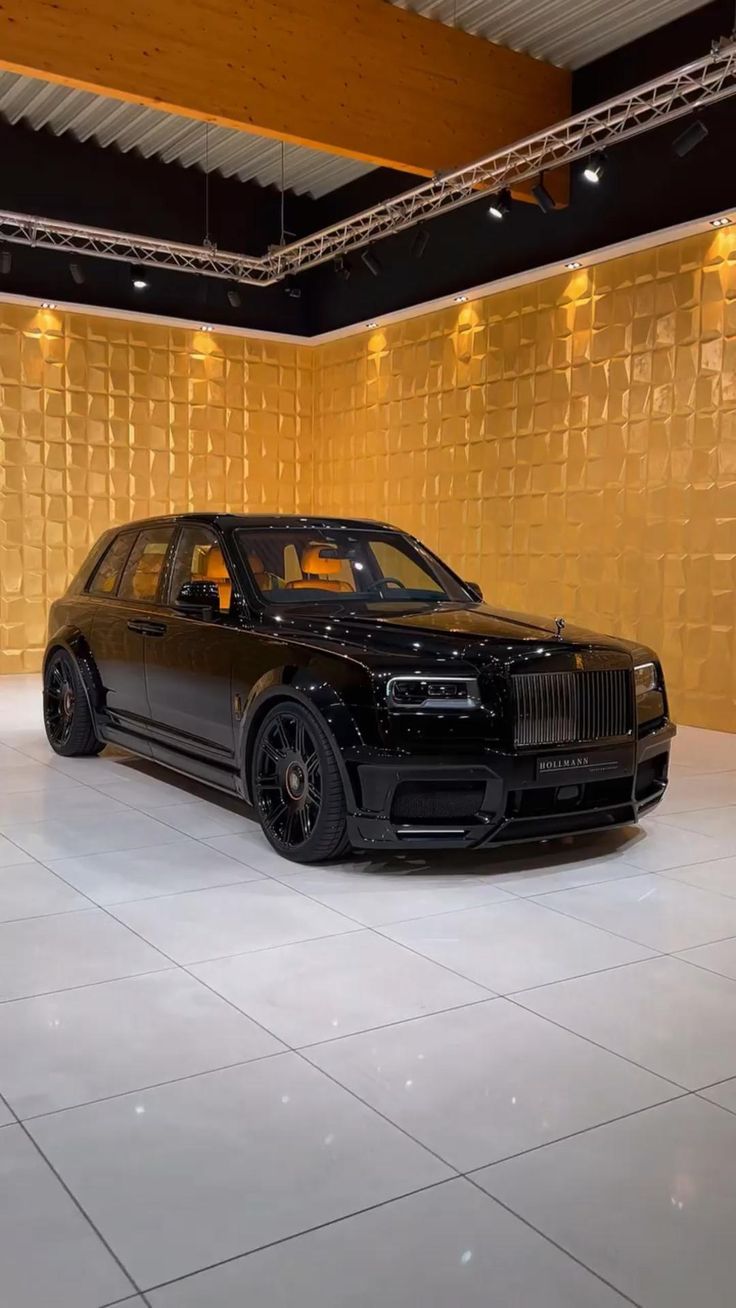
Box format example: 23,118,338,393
536,749,632,781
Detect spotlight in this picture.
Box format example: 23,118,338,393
366,321,378,329
711,216,731,228
41,301,56,309
532,175,556,213
69,261,85,285
673,119,708,157
334,255,352,281
488,188,511,220
0,250,11,275
227,287,242,308
132,275,148,291
454,294,468,303
565,261,582,270
283,277,302,299
361,248,382,277
411,226,430,258
583,151,606,184
200,324,213,333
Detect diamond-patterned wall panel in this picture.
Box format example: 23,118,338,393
3,228,736,731
312,230,736,732
0,305,313,672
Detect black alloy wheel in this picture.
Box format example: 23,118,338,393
252,702,349,863
43,650,102,757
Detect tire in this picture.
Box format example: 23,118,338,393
43,649,103,757
251,701,349,864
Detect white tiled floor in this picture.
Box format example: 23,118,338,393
2,677,736,1306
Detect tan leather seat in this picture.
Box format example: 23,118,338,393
131,552,163,601
203,545,232,609
247,550,271,592
287,544,353,592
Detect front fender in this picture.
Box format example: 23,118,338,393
238,667,365,807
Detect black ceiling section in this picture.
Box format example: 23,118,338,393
0,118,314,333
306,0,736,334
0,0,734,336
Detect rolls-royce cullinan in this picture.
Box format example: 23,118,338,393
43,514,674,862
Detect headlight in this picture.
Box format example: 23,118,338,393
386,675,481,709
634,661,658,697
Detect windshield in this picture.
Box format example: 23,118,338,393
234,528,469,605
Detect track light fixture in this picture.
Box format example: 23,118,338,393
565,261,582,270
454,294,468,303
361,248,382,277
532,174,556,213
0,249,11,275
366,321,378,329
583,151,606,183
334,254,352,281
711,215,731,227
283,277,302,299
200,324,213,333
488,188,511,220
673,118,708,157
69,261,85,285
132,272,149,290
411,226,430,258
41,301,56,309
227,287,242,308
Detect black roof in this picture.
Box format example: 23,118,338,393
110,513,399,533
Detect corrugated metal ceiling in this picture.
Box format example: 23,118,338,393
0,70,373,199
392,0,713,68
0,1,713,199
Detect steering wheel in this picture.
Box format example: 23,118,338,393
365,577,407,594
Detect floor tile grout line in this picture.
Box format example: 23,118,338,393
0,962,177,1007
504,989,692,1093
462,1090,690,1173
134,1176,460,1300
522,887,736,960
0,1087,151,1306
291,994,498,1052
694,1089,736,1116
16,1048,289,1124
462,1172,645,1308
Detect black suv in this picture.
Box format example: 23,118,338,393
43,514,674,863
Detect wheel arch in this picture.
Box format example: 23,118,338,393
44,628,103,720
239,670,363,810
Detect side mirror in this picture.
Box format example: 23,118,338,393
175,580,220,620
465,581,483,602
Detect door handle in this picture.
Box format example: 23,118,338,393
127,619,167,637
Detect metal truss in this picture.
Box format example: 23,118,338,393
1,39,735,289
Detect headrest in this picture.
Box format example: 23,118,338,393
301,545,342,577
247,551,266,577
204,546,228,580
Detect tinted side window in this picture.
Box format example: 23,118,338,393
168,525,234,613
118,527,175,604
87,533,135,597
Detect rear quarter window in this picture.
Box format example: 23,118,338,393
86,533,136,597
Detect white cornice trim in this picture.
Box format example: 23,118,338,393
1,208,732,347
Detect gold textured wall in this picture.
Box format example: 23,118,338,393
313,230,736,731
2,227,736,730
0,305,312,672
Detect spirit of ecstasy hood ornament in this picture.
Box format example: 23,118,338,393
555,616,566,640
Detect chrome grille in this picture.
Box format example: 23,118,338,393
513,669,632,748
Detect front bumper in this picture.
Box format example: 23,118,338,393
345,719,675,851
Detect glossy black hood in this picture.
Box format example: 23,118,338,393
266,600,640,667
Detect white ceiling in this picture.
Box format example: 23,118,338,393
390,0,713,69
0,0,713,198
